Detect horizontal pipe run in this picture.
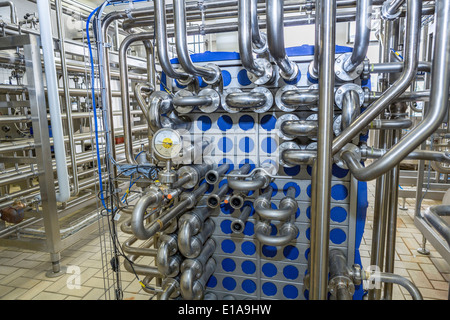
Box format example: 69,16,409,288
173,95,212,107
281,120,318,137
225,92,267,109
367,272,423,300
368,118,413,130
281,89,319,106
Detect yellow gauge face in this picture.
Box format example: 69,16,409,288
153,129,182,159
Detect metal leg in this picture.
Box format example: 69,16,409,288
399,197,408,210
417,235,430,255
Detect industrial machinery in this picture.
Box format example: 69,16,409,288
0,0,448,301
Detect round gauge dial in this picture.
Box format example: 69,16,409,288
152,128,182,160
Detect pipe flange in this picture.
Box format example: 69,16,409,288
247,58,274,85
275,114,300,140
328,276,355,297
176,74,196,87
381,1,402,20
335,52,364,82
252,32,269,55
305,114,319,141
334,83,365,109
150,90,173,114
275,85,299,112
279,142,301,168
333,143,361,169
221,88,242,113
173,89,195,114
198,88,220,113
251,86,273,113
202,63,222,85
333,115,342,137
176,166,198,189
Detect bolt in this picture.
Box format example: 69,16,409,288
336,71,341,75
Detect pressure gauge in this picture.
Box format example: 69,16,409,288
152,128,182,160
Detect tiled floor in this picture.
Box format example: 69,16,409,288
0,180,449,300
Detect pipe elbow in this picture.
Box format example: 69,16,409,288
255,222,298,246
130,187,163,240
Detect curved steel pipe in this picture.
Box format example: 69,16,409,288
173,0,221,84
255,221,298,246
368,118,413,130
265,0,299,81
282,150,316,166
281,89,319,106
173,95,212,107
343,0,373,72
239,0,265,77
154,0,191,82
342,0,449,181
178,219,215,259
250,0,266,51
156,234,181,277
0,1,17,24
207,183,229,208
178,207,213,257
368,272,422,300
227,164,274,192
181,257,216,300
130,186,164,240
281,120,318,137
225,92,267,109
341,90,361,130
332,0,422,156
119,32,155,164
254,186,298,221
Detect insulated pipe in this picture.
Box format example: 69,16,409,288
309,0,337,300
130,185,164,240
281,120,318,137
0,1,17,25
342,0,449,181
238,0,266,79
173,0,221,84
343,0,373,72
341,90,361,130
119,32,155,164
281,89,320,106
231,205,252,234
265,0,299,81
206,183,229,208
36,0,70,203
154,0,191,81
367,272,423,300
225,92,267,109
332,0,422,156
179,218,215,259
254,186,298,221
205,163,230,185
420,205,450,246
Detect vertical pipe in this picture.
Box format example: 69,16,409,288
309,0,336,300
55,0,79,196
36,0,70,203
311,0,321,79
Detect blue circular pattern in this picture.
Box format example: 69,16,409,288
199,179,214,194
222,258,236,272
283,285,299,299
284,165,300,176
197,115,212,131
217,115,233,131
220,220,232,234
261,115,277,131
304,248,310,260
198,76,207,88
222,277,237,291
306,206,311,219
242,201,255,216
262,282,277,296
237,69,252,86
241,260,256,275
332,163,349,178
221,239,236,253
284,182,300,197
219,158,234,173
206,275,217,288
220,203,234,215
222,70,232,87
261,137,278,154
218,137,233,153
307,184,312,198
283,245,299,260
330,206,347,223
238,115,255,131
239,159,256,172
283,265,299,280
330,228,347,244
306,228,310,240
264,182,278,197
243,221,254,236
270,223,277,236
241,241,256,256
307,165,312,176
262,263,277,277
262,245,277,258
242,279,256,294
331,184,348,201
239,137,255,153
